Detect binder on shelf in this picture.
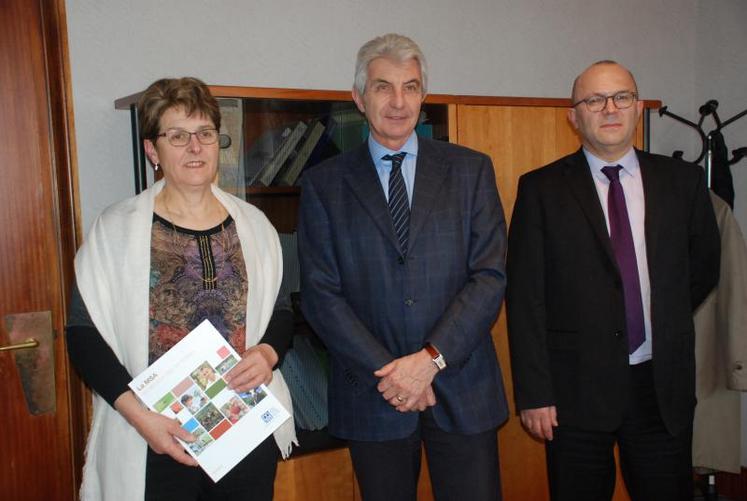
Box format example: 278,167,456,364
244,126,292,186
255,121,308,186
275,120,325,186
217,98,245,199
301,116,340,177
328,107,366,152
271,120,315,187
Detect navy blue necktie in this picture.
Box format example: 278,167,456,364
602,165,645,354
383,152,409,255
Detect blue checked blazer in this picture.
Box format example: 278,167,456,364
298,136,509,441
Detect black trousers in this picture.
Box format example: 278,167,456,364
545,361,693,501
348,409,502,501
144,434,278,501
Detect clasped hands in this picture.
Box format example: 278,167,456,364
374,349,438,412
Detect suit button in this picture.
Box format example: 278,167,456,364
614,331,623,338
397,256,405,265
404,299,415,306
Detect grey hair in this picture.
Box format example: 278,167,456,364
353,33,428,96
571,60,638,102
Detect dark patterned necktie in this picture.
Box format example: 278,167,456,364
383,152,409,255
602,165,645,354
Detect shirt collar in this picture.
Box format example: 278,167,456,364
583,147,640,181
368,131,419,162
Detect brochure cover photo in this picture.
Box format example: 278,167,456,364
129,319,290,482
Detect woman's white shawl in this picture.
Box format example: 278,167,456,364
74,180,296,500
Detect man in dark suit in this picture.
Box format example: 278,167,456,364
506,60,721,501
298,33,508,501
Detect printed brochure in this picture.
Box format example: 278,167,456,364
129,319,290,482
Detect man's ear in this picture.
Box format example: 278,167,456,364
567,107,579,130
352,87,366,114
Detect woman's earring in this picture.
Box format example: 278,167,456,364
154,162,160,172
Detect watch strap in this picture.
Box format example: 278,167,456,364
424,343,446,370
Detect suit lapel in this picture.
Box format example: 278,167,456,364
562,149,618,268
409,138,448,250
637,149,664,267
343,142,402,252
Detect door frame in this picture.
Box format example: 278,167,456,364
39,0,88,493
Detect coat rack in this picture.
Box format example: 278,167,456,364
659,100,747,208
660,100,747,500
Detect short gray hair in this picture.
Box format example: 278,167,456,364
353,33,428,96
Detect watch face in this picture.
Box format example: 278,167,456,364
425,343,446,369
433,355,446,370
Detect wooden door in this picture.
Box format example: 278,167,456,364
0,0,82,499
456,104,644,501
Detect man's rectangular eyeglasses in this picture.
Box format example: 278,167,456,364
572,91,638,112
156,128,219,147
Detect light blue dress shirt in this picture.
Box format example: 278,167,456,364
584,147,652,365
367,132,418,207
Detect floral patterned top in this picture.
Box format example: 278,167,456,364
149,214,248,364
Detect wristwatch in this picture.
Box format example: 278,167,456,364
424,343,447,370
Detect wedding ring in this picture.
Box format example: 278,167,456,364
396,396,405,402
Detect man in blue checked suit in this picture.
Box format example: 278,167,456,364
298,33,508,501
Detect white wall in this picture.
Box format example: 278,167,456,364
65,0,747,462
66,0,706,227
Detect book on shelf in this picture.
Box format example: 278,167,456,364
128,319,290,482
217,98,245,199
244,126,292,187
270,121,313,187
298,116,340,181
274,119,325,186
254,121,308,186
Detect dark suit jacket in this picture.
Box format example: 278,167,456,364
298,137,508,441
506,148,720,436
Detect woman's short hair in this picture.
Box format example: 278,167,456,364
353,33,428,97
137,77,220,141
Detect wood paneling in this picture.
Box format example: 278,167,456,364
457,105,576,501
275,448,357,500
274,447,434,501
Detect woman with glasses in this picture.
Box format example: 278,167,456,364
66,77,296,500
